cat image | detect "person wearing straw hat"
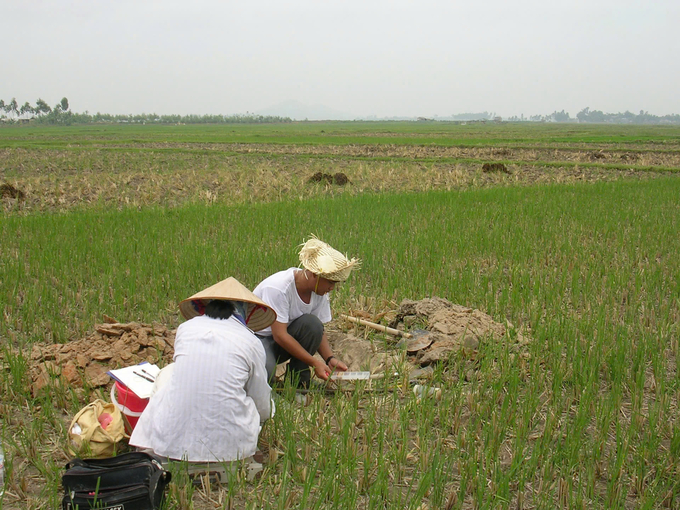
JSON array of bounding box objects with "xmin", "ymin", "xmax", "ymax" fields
[
  {"xmin": 253, "ymin": 236, "xmax": 360, "ymax": 388},
  {"xmin": 129, "ymin": 277, "xmax": 276, "ymax": 469}
]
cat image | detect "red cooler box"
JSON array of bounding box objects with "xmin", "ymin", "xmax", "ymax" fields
[{"xmin": 111, "ymin": 381, "xmax": 149, "ymax": 432}]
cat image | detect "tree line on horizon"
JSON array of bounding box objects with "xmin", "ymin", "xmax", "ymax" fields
[
  {"xmin": 0, "ymin": 97, "xmax": 70, "ymax": 121},
  {"xmin": 1, "ymin": 97, "xmax": 679, "ymax": 125},
  {"xmin": 448, "ymin": 108, "xmax": 679, "ymax": 125},
  {"xmin": 0, "ymin": 97, "xmax": 292, "ymax": 125},
  {"xmin": 504, "ymin": 108, "xmax": 680, "ymax": 125}
]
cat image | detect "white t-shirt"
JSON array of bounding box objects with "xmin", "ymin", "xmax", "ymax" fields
[
  {"xmin": 253, "ymin": 268, "xmax": 332, "ymax": 336},
  {"xmin": 129, "ymin": 315, "xmax": 271, "ymax": 462}
]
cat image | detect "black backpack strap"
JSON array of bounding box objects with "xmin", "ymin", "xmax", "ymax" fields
[
  {"xmin": 148, "ymin": 466, "xmax": 172, "ymax": 507},
  {"xmin": 65, "ymin": 458, "xmax": 89, "ymax": 470}
]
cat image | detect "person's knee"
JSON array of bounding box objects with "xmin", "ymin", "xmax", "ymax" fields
[
  {"xmin": 288, "ymin": 314, "xmax": 324, "ymax": 351},
  {"xmin": 298, "ymin": 314, "xmax": 323, "ymax": 336},
  {"xmin": 290, "ymin": 314, "xmax": 323, "ymax": 338}
]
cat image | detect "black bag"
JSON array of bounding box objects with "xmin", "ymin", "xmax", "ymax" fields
[{"xmin": 61, "ymin": 451, "xmax": 172, "ymax": 510}]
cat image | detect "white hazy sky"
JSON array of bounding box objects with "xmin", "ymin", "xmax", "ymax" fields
[{"xmin": 3, "ymin": 0, "xmax": 678, "ymax": 119}]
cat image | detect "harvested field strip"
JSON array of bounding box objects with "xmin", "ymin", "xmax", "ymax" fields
[
  {"xmin": 4, "ymin": 145, "xmax": 680, "ymax": 175},
  {"xmin": 2, "ymin": 145, "xmax": 677, "ymax": 215},
  {"xmin": 85, "ymin": 143, "xmax": 680, "ymax": 155},
  {"xmin": 6, "ymin": 140, "xmax": 680, "ymax": 169},
  {"xmin": 1, "ymin": 159, "xmax": 674, "ymax": 214},
  {"xmin": 62, "ymin": 142, "xmax": 680, "ymax": 163}
]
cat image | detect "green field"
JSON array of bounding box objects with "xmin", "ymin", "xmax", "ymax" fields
[
  {"xmin": 1, "ymin": 122, "xmax": 680, "ymax": 509},
  {"xmin": 2, "ymin": 122, "xmax": 680, "ymax": 147}
]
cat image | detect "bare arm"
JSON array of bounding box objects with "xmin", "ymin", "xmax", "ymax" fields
[
  {"xmin": 271, "ymin": 321, "xmax": 332, "ymax": 380},
  {"xmin": 317, "ymin": 333, "xmax": 348, "ymax": 371}
]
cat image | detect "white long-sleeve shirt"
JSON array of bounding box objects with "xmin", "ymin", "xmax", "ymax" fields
[{"xmin": 129, "ymin": 315, "xmax": 271, "ymax": 462}]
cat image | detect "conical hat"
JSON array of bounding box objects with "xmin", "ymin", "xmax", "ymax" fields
[
  {"xmin": 299, "ymin": 236, "xmax": 360, "ymax": 282},
  {"xmin": 179, "ymin": 277, "xmax": 276, "ymax": 332}
]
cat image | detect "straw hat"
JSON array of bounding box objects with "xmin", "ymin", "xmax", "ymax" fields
[
  {"xmin": 299, "ymin": 236, "xmax": 360, "ymax": 282},
  {"xmin": 179, "ymin": 277, "xmax": 276, "ymax": 332}
]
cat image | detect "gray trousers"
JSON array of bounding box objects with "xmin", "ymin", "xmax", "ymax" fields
[{"xmin": 257, "ymin": 314, "xmax": 324, "ymax": 387}]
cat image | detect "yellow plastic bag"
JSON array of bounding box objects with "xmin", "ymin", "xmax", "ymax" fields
[{"xmin": 68, "ymin": 399, "xmax": 128, "ymax": 458}]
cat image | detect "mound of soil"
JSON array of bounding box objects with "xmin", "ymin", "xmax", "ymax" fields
[
  {"xmin": 0, "ymin": 182, "xmax": 25, "ymax": 200},
  {"xmin": 482, "ymin": 162, "xmax": 510, "ymax": 174},
  {"xmin": 619, "ymin": 153, "xmax": 639, "ymax": 162},
  {"xmin": 308, "ymin": 172, "xmax": 350, "ymax": 185},
  {"xmin": 29, "ymin": 321, "xmax": 175, "ymax": 396},
  {"xmin": 388, "ymin": 297, "xmax": 529, "ymax": 365},
  {"xmin": 328, "ymin": 297, "xmax": 529, "ymax": 378}
]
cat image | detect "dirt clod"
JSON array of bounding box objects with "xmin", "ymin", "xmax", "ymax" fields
[
  {"xmin": 482, "ymin": 162, "xmax": 510, "ymax": 174},
  {"xmin": 333, "ymin": 172, "xmax": 350, "ymax": 185},
  {"xmin": 0, "ymin": 182, "xmax": 25, "ymax": 200},
  {"xmin": 308, "ymin": 172, "xmax": 351, "ymax": 185},
  {"xmin": 28, "ymin": 321, "xmax": 176, "ymax": 396},
  {"xmin": 334, "ymin": 297, "xmax": 529, "ymax": 375},
  {"xmin": 308, "ymin": 172, "xmax": 332, "ymax": 184},
  {"xmin": 389, "ymin": 297, "xmax": 528, "ymax": 365}
]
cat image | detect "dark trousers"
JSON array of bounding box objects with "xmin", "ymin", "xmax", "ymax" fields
[{"xmin": 257, "ymin": 314, "xmax": 324, "ymax": 387}]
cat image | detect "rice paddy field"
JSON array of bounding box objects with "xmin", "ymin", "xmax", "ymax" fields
[{"xmin": 1, "ymin": 122, "xmax": 680, "ymax": 509}]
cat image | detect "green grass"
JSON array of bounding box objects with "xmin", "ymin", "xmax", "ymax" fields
[
  {"xmin": 2, "ymin": 122, "xmax": 680, "ymax": 149},
  {"xmin": 2, "ymin": 176, "xmax": 679, "ymax": 508},
  {"xmin": 2, "ymin": 177, "xmax": 676, "ymax": 343}
]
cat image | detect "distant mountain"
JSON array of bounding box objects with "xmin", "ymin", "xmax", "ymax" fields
[{"xmin": 256, "ymin": 100, "xmax": 353, "ymax": 121}]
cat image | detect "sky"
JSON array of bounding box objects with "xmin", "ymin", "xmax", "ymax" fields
[{"xmin": 3, "ymin": 0, "xmax": 679, "ymax": 119}]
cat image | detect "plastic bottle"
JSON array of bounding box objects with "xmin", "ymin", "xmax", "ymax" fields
[
  {"xmin": 412, "ymin": 384, "xmax": 442, "ymax": 401},
  {"xmin": 0, "ymin": 442, "xmax": 5, "ymax": 498}
]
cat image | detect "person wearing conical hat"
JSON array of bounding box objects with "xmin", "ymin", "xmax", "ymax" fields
[
  {"xmin": 253, "ymin": 236, "xmax": 360, "ymax": 388},
  {"xmin": 130, "ymin": 277, "xmax": 276, "ymax": 467}
]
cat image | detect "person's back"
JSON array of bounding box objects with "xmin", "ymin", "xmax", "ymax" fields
[{"xmin": 130, "ymin": 278, "xmax": 274, "ymax": 463}]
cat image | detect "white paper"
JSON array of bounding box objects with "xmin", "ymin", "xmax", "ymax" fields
[
  {"xmin": 107, "ymin": 363, "xmax": 160, "ymax": 399},
  {"xmin": 330, "ymin": 371, "xmax": 371, "ymax": 381}
]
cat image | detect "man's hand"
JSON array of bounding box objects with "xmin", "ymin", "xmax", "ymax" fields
[
  {"xmin": 313, "ymin": 359, "xmax": 332, "ymax": 380},
  {"xmin": 328, "ymin": 357, "xmax": 348, "ymax": 371}
]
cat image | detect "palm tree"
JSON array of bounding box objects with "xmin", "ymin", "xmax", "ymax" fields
[
  {"xmin": 20, "ymin": 102, "xmax": 34, "ymax": 119},
  {"xmin": 35, "ymin": 98, "xmax": 52, "ymax": 116},
  {"xmin": 8, "ymin": 98, "xmax": 18, "ymax": 119}
]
